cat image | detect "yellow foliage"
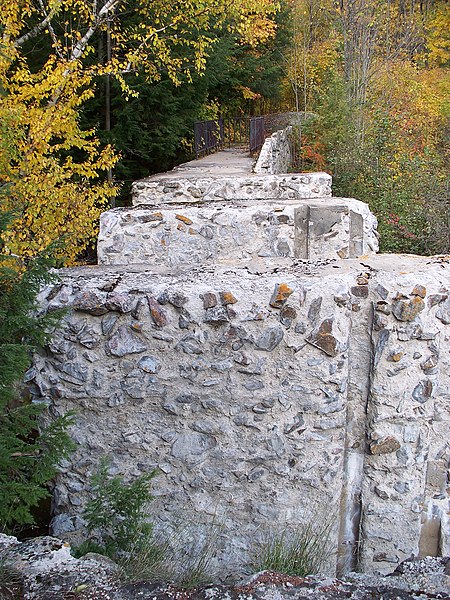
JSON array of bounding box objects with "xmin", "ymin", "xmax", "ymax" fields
[
  {"xmin": 427, "ymin": 2, "xmax": 450, "ymax": 66},
  {"xmin": 0, "ymin": 57, "xmax": 117, "ymax": 264},
  {"xmin": 371, "ymin": 60, "xmax": 450, "ymax": 155}
]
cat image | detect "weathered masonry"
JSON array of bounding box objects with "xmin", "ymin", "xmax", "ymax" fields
[{"xmin": 31, "ymin": 129, "xmax": 449, "ymax": 578}]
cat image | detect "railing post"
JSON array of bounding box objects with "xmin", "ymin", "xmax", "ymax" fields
[{"xmin": 249, "ymin": 116, "xmax": 265, "ymax": 154}]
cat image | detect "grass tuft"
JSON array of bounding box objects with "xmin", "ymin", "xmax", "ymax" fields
[{"xmin": 250, "ymin": 515, "xmax": 334, "ymax": 577}]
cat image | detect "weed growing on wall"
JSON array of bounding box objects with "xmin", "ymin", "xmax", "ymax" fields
[
  {"xmin": 159, "ymin": 518, "xmax": 222, "ymax": 588},
  {"xmin": 75, "ymin": 459, "xmax": 163, "ymax": 580},
  {"xmin": 250, "ymin": 515, "xmax": 334, "ymax": 577}
]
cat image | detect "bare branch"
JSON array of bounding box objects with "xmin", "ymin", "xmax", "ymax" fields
[{"xmin": 37, "ymin": 0, "xmax": 65, "ymax": 59}]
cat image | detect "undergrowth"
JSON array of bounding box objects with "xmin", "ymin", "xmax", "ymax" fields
[
  {"xmin": 250, "ymin": 514, "xmax": 335, "ymax": 577},
  {"xmin": 74, "ymin": 461, "xmax": 220, "ymax": 588}
]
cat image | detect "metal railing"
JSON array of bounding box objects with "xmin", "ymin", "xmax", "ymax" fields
[
  {"xmin": 224, "ymin": 117, "xmax": 249, "ymax": 147},
  {"xmin": 194, "ymin": 119, "xmax": 224, "ymax": 158},
  {"xmin": 194, "ymin": 116, "xmax": 266, "ymax": 158},
  {"xmin": 249, "ymin": 116, "xmax": 265, "ymax": 154}
]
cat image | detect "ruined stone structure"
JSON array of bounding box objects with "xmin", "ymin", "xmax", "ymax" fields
[{"xmin": 30, "ymin": 129, "xmax": 449, "ymax": 579}]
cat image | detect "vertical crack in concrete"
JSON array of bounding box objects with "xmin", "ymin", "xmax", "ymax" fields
[{"xmin": 336, "ymin": 299, "xmax": 374, "ymax": 575}]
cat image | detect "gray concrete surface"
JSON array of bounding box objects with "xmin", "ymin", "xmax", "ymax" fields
[{"xmin": 149, "ymin": 148, "xmax": 256, "ymax": 180}]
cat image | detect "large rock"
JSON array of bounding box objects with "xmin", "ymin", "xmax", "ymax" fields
[{"xmin": 0, "ymin": 534, "xmax": 118, "ymax": 599}]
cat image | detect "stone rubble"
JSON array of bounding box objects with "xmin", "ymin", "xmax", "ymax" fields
[{"xmin": 0, "ymin": 534, "xmax": 448, "ymax": 599}]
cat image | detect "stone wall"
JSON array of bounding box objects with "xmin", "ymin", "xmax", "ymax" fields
[
  {"xmin": 30, "ymin": 255, "xmax": 450, "ymax": 578},
  {"xmin": 254, "ymin": 127, "xmax": 293, "ymax": 175},
  {"xmin": 131, "ymin": 173, "xmax": 332, "ymax": 206}
]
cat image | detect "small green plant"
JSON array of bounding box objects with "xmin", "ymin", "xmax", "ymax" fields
[
  {"xmin": 77, "ymin": 463, "xmax": 223, "ymax": 587},
  {"xmin": 76, "ymin": 459, "xmax": 163, "ymax": 581},
  {"xmin": 250, "ymin": 515, "xmax": 334, "ymax": 577}
]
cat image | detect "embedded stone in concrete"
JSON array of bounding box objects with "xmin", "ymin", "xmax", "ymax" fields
[
  {"xmin": 269, "ymin": 283, "xmax": 294, "ymax": 308},
  {"xmin": 436, "ymin": 298, "xmax": 450, "ymax": 324},
  {"xmin": 105, "ymin": 292, "xmax": 135, "ymax": 313},
  {"xmin": 147, "ymin": 295, "xmax": 168, "ymax": 328},
  {"xmin": 255, "ymin": 325, "xmax": 284, "ymax": 351},
  {"xmin": 306, "ymin": 317, "xmax": 347, "ymax": 357},
  {"xmin": 412, "ymin": 379, "xmax": 434, "ymax": 403},
  {"xmin": 73, "ymin": 290, "xmax": 108, "ymax": 315},
  {"xmin": 370, "ymin": 436, "xmax": 401, "ymax": 455},
  {"xmin": 392, "ymin": 296, "xmax": 425, "ymax": 321},
  {"xmin": 106, "ymin": 324, "xmax": 147, "ymax": 357},
  {"xmin": 171, "ymin": 433, "xmax": 217, "ymax": 464},
  {"xmin": 138, "ymin": 355, "xmax": 161, "ymax": 373}
]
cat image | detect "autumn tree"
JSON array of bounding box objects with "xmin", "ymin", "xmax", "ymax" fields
[
  {"xmin": 286, "ymin": 0, "xmax": 449, "ymax": 254},
  {"xmin": 0, "ymin": 0, "xmax": 280, "ymax": 263}
]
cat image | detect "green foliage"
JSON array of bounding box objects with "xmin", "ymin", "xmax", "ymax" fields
[
  {"xmin": 78, "ymin": 468, "xmax": 221, "ymax": 588},
  {"xmin": 81, "ymin": 459, "xmax": 157, "ymax": 559},
  {"xmin": 79, "ymin": 18, "xmax": 290, "ymax": 204},
  {"xmin": 0, "ymin": 407, "xmax": 74, "ymax": 530},
  {"xmin": 0, "ymin": 251, "xmax": 61, "ymax": 408},
  {"xmin": 250, "ymin": 517, "xmax": 334, "ymax": 577},
  {"xmin": 0, "ymin": 209, "xmax": 74, "ymax": 532}
]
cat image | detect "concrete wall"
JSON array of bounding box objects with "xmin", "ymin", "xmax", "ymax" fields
[
  {"xmin": 98, "ymin": 197, "xmax": 378, "ymax": 267},
  {"xmin": 31, "ymin": 255, "xmax": 449, "ymax": 578},
  {"xmin": 254, "ymin": 127, "xmax": 293, "ymax": 175},
  {"xmin": 131, "ymin": 173, "xmax": 332, "ymax": 206},
  {"xmin": 29, "ymin": 128, "xmax": 449, "ymax": 579}
]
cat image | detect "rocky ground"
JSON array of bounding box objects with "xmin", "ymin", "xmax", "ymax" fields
[{"xmin": 1, "ymin": 535, "xmax": 449, "ymax": 600}]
